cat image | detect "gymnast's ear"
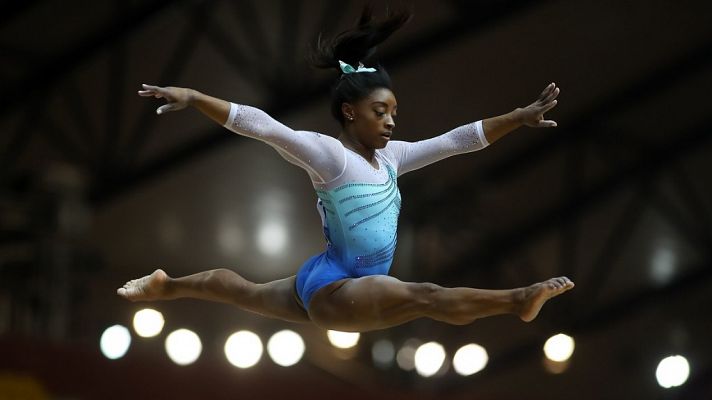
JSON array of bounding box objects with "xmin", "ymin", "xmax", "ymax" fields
[{"xmin": 341, "ymin": 102, "xmax": 356, "ymax": 120}]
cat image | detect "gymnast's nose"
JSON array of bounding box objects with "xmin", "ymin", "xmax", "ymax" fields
[{"xmin": 385, "ymin": 115, "xmax": 395, "ymax": 130}]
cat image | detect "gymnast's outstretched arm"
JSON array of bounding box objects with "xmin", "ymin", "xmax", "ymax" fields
[
  {"xmin": 137, "ymin": 84, "xmax": 345, "ymax": 183},
  {"xmin": 386, "ymin": 82, "xmax": 560, "ymax": 175}
]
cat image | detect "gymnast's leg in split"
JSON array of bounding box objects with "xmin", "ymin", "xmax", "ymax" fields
[
  {"xmin": 118, "ymin": 268, "xmax": 311, "ymax": 323},
  {"xmin": 117, "ymin": 267, "xmax": 573, "ymax": 332}
]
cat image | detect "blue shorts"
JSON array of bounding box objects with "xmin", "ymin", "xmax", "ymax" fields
[{"xmin": 295, "ymin": 252, "xmax": 351, "ymax": 310}]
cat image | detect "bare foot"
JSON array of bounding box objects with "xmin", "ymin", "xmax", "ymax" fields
[
  {"xmin": 117, "ymin": 269, "xmax": 170, "ymax": 301},
  {"xmin": 517, "ymin": 277, "xmax": 575, "ymax": 322}
]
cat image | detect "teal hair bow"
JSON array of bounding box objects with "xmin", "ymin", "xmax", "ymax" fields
[{"xmin": 339, "ymin": 60, "xmax": 377, "ymax": 74}]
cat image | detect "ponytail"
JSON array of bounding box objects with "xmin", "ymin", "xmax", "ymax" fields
[{"xmin": 309, "ymin": 4, "xmax": 412, "ymax": 126}]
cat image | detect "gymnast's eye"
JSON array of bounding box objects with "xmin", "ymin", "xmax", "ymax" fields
[{"xmin": 375, "ymin": 110, "xmax": 385, "ymax": 117}]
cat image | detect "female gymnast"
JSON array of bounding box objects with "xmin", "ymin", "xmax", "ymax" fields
[{"xmin": 118, "ymin": 7, "xmax": 574, "ymax": 332}]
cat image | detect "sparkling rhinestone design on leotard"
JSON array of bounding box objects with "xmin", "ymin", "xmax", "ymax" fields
[
  {"xmin": 315, "ymin": 164, "xmax": 401, "ymax": 272},
  {"xmin": 339, "ymin": 166, "xmax": 398, "ymax": 230},
  {"xmin": 355, "ymin": 233, "xmax": 398, "ymax": 268}
]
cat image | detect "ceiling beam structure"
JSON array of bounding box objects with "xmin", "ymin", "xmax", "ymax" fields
[
  {"xmin": 0, "ymin": 0, "xmax": 43, "ymax": 29},
  {"xmin": 483, "ymin": 41, "xmax": 712, "ymax": 183},
  {"xmin": 403, "ymin": 40, "xmax": 712, "ymax": 220},
  {"xmin": 0, "ymin": 0, "xmax": 187, "ymax": 120}
]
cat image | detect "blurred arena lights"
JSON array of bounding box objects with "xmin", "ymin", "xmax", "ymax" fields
[
  {"xmin": 224, "ymin": 330, "xmax": 264, "ymax": 368},
  {"xmin": 543, "ymin": 356, "xmax": 571, "ymax": 374},
  {"xmin": 267, "ymin": 330, "xmax": 305, "ymax": 367},
  {"xmin": 165, "ymin": 329, "xmax": 202, "ymax": 366},
  {"xmin": 453, "ymin": 343, "xmax": 489, "ymax": 376},
  {"xmin": 132, "ymin": 308, "xmax": 165, "ymax": 338},
  {"xmin": 656, "ymin": 355, "xmax": 690, "ymax": 388},
  {"xmin": 414, "ymin": 341, "xmax": 446, "ymax": 377},
  {"xmin": 396, "ymin": 339, "xmax": 420, "ymax": 371},
  {"xmin": 650, "ymin": 243, "xmax": 676, "ymax": 286},
  {"xmin": 543, "ymin": 333, "xmax": 575, "ymax": 362},
  {"xmin": 371, "ymin": 339, "xmax": 396, "ymax": 368},
  {"xmin": 217, "ymin": 216, "xmax": 245, "ymax": 258},
  {"xmin": 326, "ymin": 330, "xmax": 360, "ymax": 349},
  {"xmin": 99, "ymin": 325, "xmax": 132, "ymax": 360},
  {"xmin": 257, "ymin": 219, "xmax": 288, "ymax": 256}
]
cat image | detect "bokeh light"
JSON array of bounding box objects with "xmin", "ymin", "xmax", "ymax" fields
[
  {"xmin": 396, "ymin": 339, "xmax": 420, "ymax": 371},
  {"xmin": 100, "ymin": 325, "xmax": 131, "ymax": 360},
  {"xmin": 165, "ymin": 329, "xmax": 202, "ymax": 366},
  {"xmin": 656, "ymin": 355, "xmax": 690, "ymax": 388},
  {"xmin": 372, "ymin": 339, "xmax": 395, "ymax": 368},
  {"xmin": 257, "ymin": 220, "xmax": 287, "ymax": 256},
  {"xmin": 543, "ymin": 333, "xmax": 575, "ymax": 362},
  {"xmin": 326, "ymin": 330, "xmax": 360, "ymax": 349},
  {"xmin": 453, "ymin": 343, "xmax": 488, "ymax": 376},
  {"xmin": 414, "ymin": 341, "xmax": 446, "ymax": 377},
  {"xmin": 132, "ymin": 308, "xmax": 164, "ymax": 338},
  {"xmin": 225, "ymin": 330, "xmax": 263, "ymax": 368},
  {"xmin": 267, "ymin": 330, "xmax": 305, "ymax": 367}
]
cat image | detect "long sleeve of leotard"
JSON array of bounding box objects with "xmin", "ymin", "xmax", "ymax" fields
[
  {"xmin": 223, "ymin": 102, "xmax": 346, "ymax": 183},
  {"xmin": 385, "ymin": 120, "xmax": 489, "ymax": 176}
]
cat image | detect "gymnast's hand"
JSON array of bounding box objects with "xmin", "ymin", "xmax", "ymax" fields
[
  {"xmin": 517, "ymin": 82, "xmax": 560, "ymax": 128},
  {"xmin": 137, "ymin": 84, "xmax": 194, "ymax": 115}
]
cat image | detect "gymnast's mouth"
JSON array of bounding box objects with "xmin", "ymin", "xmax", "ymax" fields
[{"xmin": 381, "ymin": 131, "xmax": 392, "ymax": 139}]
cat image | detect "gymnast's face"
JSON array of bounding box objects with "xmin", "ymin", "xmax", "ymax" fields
[{"xmin": 342, "ymin": 87, "xmax": 397, "ymax": 149}]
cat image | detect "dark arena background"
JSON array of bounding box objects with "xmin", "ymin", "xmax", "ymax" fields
[{"xmin": 1, "ymin": 1, "xmax": 711, "ymax": 399}]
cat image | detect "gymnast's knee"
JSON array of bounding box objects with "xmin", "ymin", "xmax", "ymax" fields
[
  {"xmin": 307, "ymin": 302, "xmax": 346, "ymax": 331},
  {"xmin": 408, "ymin": 282, "xmax": 444, "ymax": 309}
]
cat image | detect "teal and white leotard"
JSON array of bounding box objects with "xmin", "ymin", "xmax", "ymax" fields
[{"xmin": 224, "ymin": 102, "xmax": 489, "ymax": 309}]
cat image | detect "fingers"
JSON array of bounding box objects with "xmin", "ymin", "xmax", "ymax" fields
[
  {"xmin": 138, "ymin": 90, "xmax": 162, "ymax": 98},
  {"xmin": 541, "ymin": 85, "xmax": 559, "ymax": 104},
  {"xmin": 544, "ymin": 86, "xmax": 560, "ymax": 103},
  {"xmin": 538, "ymin": 82, "xmax": 560, "ymax": 103},
  {"xmin": 137, "ymin": 84, "xmax": 187, "ymax": 115},
  {"xmin": 541, "ymin": 99, "xmax": 558, "ymax": 113},
  {"xmin": 534, "ymin": 84, "xmax": 560, "ymax": 128},
  {"xmin": 137, "ymin": 84, "xmax": 164, "ymax": 98},
  {"xmin": 156, "ymin": 103, "xmax": 177, "ymax": 114},
  {"xmin": 538, "ymin": 82, "xmax": 555, "ymax": 101}
]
